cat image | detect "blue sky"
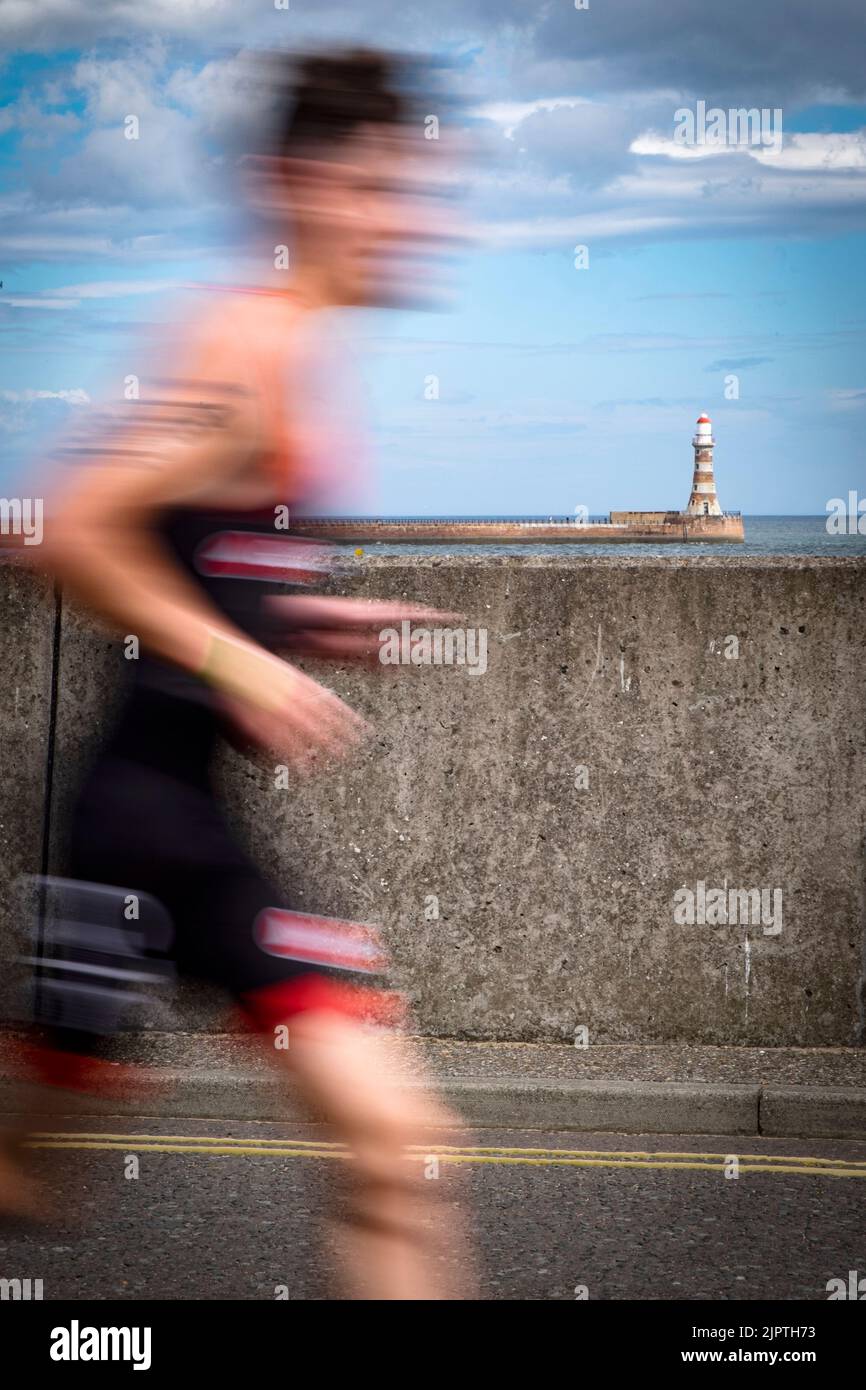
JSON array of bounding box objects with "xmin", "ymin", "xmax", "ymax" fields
[{"xmin": 1, "ymin": 1, "xmax": 865, "ymax": 515}]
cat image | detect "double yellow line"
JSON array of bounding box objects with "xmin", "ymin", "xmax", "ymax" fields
[{"xmin": 23, "ymin": 1132, "xmax": 866, "ymax": 1179}]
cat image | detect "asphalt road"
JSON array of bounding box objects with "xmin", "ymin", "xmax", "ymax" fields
[{"xmin": 1, "ymin": 1118, "xmax": 864, "ymax": 1301}]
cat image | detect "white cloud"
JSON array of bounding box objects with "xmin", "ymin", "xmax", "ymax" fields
[
  {"xmin": 631, "ymin": 133, "xmax": 749, "ymax": 160},
  {"xmin": 0, "ymin": 93, "xmax": 80, "ymax": 138},
  {"xmin": 475, "ymin": 97, "xmax": 591, "ymax": 140},
  {"xmin": 51, "ymin": 280, "xmax": 180, "ymax": 300},
  {"xmin": 630, "ymin": 129, "xmax": 866, "ymax": 172},
  {"xmin": 1, "ymin": 388, "xmax": 90, "ymax": 403},
  {"xmin": 753, "ymin": 132, "xmax": 866, "ymax": 171},
  {"xmin": 0, "ymin": 280, "xmax": 177, "ymax": 312},
  {"xmin": 829, "ymin": 387, "xmax": 866, "ymax": 409},
  {"xmin": 0, "ymin": 0, "xmax": 238, "ymax": 45},
  {"xmin": 0, "ymin": 296, "xmax": 79, "ymax": 309},
  {"xmin": 483, "ymin": 213, "xmax": 684, "ymax": 248}
]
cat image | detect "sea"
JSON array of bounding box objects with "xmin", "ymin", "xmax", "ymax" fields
[{"xmin": 348, "ymin": 516, "xmax": 866, "ymax": 559}]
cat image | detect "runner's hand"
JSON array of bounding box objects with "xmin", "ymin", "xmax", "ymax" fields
[{"xmin": 202, "ymin": 638, "xmax": 368, "ymax": 772}]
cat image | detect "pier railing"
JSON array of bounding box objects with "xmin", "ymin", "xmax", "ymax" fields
[
  {"xmin": 294, "ymin": 513, "xmax": 744, "ymax": 532},
  {"xmin": 299, "ymin": 515, "xmax": 616, "ymax": 526}
]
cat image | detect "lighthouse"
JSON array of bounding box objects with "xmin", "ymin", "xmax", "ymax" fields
[{"xmin": 685, "ymin": 413, "xmax": 723, "ymax": 517}]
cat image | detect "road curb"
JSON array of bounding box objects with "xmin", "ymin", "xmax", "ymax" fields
[
  {"xmin": 760, "ymin": 1086, "xmax": 866, "ymax": 1139},
  {"xmin": 434, "ymin": 1078, "xmax": 762, "ymax": 1135},
  {"xmin": 4, "ymin": 1070, "xmax": 866, "ymax": 1139}
]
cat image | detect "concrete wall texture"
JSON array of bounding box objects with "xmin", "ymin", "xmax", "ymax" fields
[{"xmin": 1, "ymin": 555, "xmax": 864, "ymax": 1047}]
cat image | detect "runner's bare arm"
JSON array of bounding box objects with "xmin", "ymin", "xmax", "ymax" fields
[
  {"xmin": 41, "ymin": 303, "xmax": 368, "ymax": 763},
  {"xmin": 45, "ymin": 373, "xmax": 267, "ymax": 682}
]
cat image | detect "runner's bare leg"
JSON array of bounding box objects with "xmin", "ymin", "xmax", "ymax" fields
[{"xmin": 272, "ymin": 1010, "xmax": 476, "ymax": 1300}]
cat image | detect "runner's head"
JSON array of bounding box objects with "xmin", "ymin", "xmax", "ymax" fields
[{"xmin": 245, "ymin": 48, "xmax": 460, "ymax": 307}]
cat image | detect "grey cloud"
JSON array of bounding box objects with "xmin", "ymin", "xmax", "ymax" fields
[
  {"xmin": 4, "ymin": 2, "xmax": 866, "ymax": 256},
  {"xmin": 502, "ymin": 99, "xmax": 643, "ymax": 189},
  {"xmin": 6, "ymin": 0, "xmax": 866, "ymax": 113},
  {"xmin": 529, "ymin": 0, "xmax": 866, "ymax": 104}
]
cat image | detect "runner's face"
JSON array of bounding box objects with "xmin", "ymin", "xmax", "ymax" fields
[{"xmin": 289, "ymin": 124, "xmax": 460, "ymax": 306}]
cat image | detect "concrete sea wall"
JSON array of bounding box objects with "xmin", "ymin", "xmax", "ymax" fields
[
  {"xmin": 294, "ymin": 516, "xmax": 745, "ymax": 543},
  {"xmin": 608, "ymin": 511, "xmax": 744, "ymax": 542},
  {"xmin": 1, "ymin": 555, "xmax": 864, "ymax": 1046}
]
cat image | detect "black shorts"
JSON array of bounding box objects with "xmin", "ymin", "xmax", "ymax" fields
[
  {"xmin": 65, "ymin": 688, "xmax": 301, "ymax": 1001},
  {"xmin": 19, "ymin": 688, "xmax": 395, "ymax": 1087}
]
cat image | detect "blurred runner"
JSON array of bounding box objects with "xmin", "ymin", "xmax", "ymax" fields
[{"xmin": 1, "ymin": 48, "xmax": 474, "ymax": 1299}]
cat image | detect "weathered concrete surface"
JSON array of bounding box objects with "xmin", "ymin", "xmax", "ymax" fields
[
  {"xmin": 7, "ymin": 1030, "xmax": 866, "ymax": 1082},
  {"xmin": 0, "ymin": 565, "xmax": 56, "ymax": 1021},
  {"xmin": 224, "ymin": 556, "xmax": 866, "ymax": 1046},
  {"xmin": 4, "ymin": 555, "xmax": 866, "ymax": 1046}
]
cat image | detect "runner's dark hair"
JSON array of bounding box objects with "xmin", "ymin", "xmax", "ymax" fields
[{"xmin": 262, "ymin": 47, "xmax": 426, "ymax": 155}]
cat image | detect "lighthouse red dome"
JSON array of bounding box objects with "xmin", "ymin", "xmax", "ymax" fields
[{"xmin": 697, "ymin": 413, "xmax": 711, "ymax": 423}]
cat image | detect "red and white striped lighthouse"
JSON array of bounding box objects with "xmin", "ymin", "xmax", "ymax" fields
[{"xmin": 685, "ymin": 413, "xmax": 723, "ymax": 517}]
